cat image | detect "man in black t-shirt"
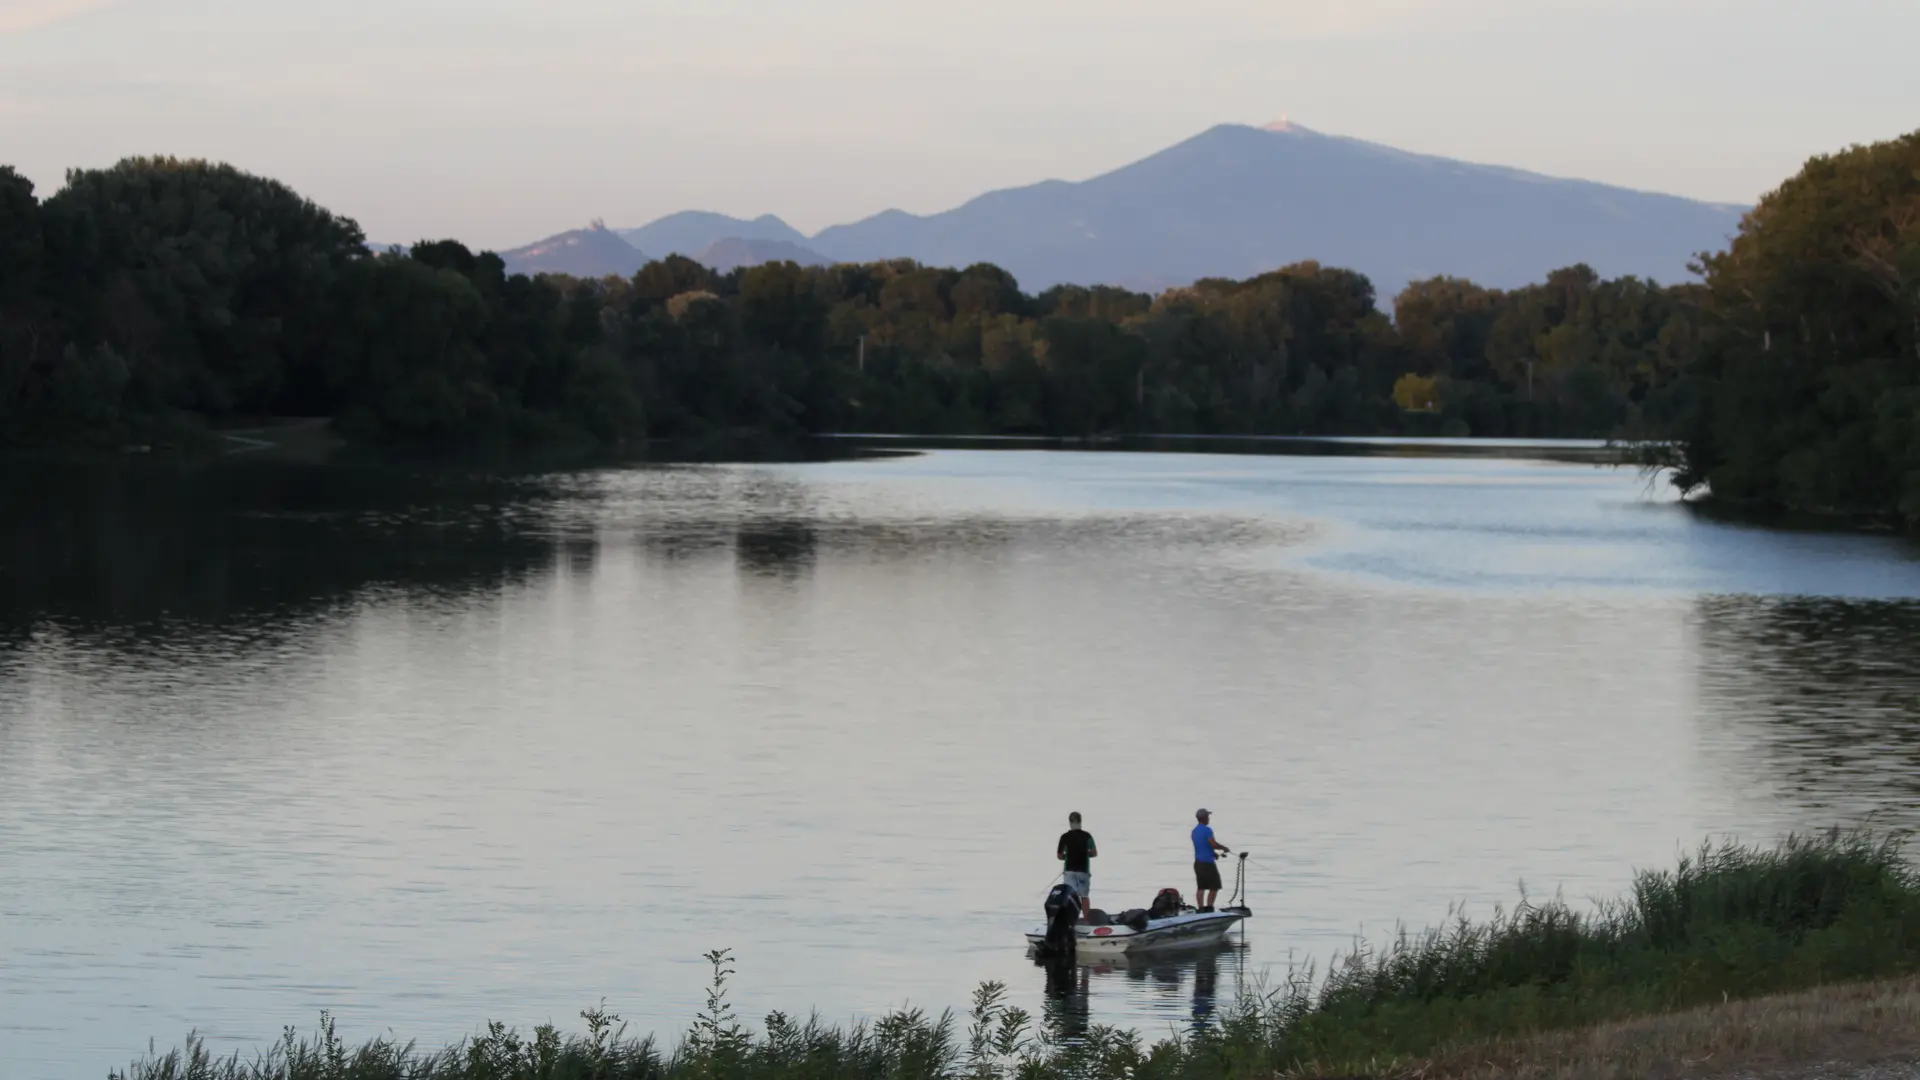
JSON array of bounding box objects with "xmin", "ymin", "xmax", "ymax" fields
[{"xmin": 1056, "ymin": 811, "xmax": 1098, "ymax": 919}]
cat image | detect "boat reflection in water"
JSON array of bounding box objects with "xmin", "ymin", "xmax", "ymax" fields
[{"xmin": 1037, "ymin": 942, "xmax": 1251, "ymax": 1042}]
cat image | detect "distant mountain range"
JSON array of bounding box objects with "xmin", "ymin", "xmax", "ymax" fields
[
  {"xmin": 495, "ymin": 123, "xmax": 1747, "ymax": 298},
  {"xmin": 497, "ymin": 217, "xmax": 830, "ymax": 279}
]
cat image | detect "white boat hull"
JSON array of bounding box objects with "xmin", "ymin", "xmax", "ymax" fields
[{"xmin": 1025, "ymin": 908, "xmax": 1248, "ymax": 956}]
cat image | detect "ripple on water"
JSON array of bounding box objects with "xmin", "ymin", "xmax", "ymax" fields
[{"xmin": 3, "ymin": 449, "xmax": 1920, "ymax": 1079}]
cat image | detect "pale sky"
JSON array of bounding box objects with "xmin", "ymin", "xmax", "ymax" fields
[{"xmin": 2, "ymin": 0, "xmax": 1913, "ymax": 249}]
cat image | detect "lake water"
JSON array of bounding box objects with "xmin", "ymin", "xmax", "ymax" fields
[{"xmin": 4, "ymin": 444, "xmax": 1920, "ymax": 1079}]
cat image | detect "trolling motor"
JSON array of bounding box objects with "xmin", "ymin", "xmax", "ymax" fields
[{"xmin": 1036, "ymin": 882, "xmax": 1081, "ymax": 960}]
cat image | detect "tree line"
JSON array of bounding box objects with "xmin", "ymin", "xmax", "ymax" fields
[
  {"xmin": 0, "ymin": 157, "xmax": 1696, "ymax": 448},
  {"xmin": 0, "ymin": 133, "xmax": 1915, "ymax": 523}
]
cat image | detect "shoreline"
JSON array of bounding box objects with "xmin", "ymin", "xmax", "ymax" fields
[
  {"xmin": 106, "ymin": 974, "xmax": 1920, "ymax": 1080},
  {"xmin": 109, "ymin": 834, "xmax": 1920, "ymax": 1080}
]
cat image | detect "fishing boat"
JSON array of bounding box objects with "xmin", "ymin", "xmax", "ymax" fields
[
  {"xmin": 1026, "ymin": 853, "xmax": 1251, "ymax": 957},
  {"xmin": 1025, "ymin": 906, "xmax": 1248, "ymax": 956}
]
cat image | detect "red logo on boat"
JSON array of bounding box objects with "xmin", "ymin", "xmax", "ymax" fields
[{"xmin": 1093, "ymin": 927, "xmax": 1113, "ymax": 936}]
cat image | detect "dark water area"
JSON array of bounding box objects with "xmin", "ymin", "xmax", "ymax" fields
[{"xmin": 3, "ymin": 445, "xmax": 1920, "ymax": 1078}]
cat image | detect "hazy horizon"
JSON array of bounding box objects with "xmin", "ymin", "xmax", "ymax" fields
[{"xmin": 2, "ymin": 0, "xmax": 1914, "ymax": 250}]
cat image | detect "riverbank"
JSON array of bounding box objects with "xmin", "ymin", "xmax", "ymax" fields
[
  {"xmin": 1, "ymin": 427, "xmax": 1643, "ymax": 478},
  {"xmin": 1415, "ymin": 976, "xmax": 1920, "ymax": 1080},
  {"xmin": 112, "ymin": 832, "xmax": 1920, "ymax": 1080},
  {"xmin": 106, "ymin": 977, "xmax": 1920, "ymax": 1080}
]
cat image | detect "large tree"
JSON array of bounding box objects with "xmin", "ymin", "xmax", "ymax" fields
[
  {"xmin": 0, "ymin": 168, "xmax": 45, "ymax": 434},
  {"xmin": 41, "ymin": 157, "xmax": 367, "ymax": 419},
  {"xmin": 1676, "ymin": 129, "xmax": 1920, "ymax": 519}
]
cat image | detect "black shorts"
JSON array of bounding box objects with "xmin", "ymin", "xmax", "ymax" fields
[{"xmin": 1194, "ymin": 860, "xmax": 1223, "ymax": 891}]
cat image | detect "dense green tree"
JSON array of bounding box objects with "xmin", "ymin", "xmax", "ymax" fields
[
  {"xmin": 0, "ymin": 168, "xmax": 40, "ymax": 309},
  {"xmin": 1036, "ymin": 316, "xmax": 1144, "ymax": 435},
  {"xmin": 325, "ymin": 254, "xmax": 494, "ymax": 441},
  {"xmin": 950, "ymin": 263, "xmax": 1025, "ymax": 319},
  {"xmin": 41, "ymin": 157, "xmax": 365, "ymax": 419},
  {"xmin": 0, "ymin": 168, "xmax": 46, "ymax": 437},
  {"xmin": 1675, "ymin": 129, "xmax": 1920, "ymax": 520},
  {"xmin": 1035, "ymin": 284, "xmax": 1151, "ymax": 322},
  {"xmin": 1395, "ymin": 276, "xmax": 1503, "ymax": 381},
  {"xmin": 631, "ymin": 254, "xmax": 715, "ymax": 309},
  {"xmin": 738, "ymin": 261, "xmax": 828, "ymax": 352}
]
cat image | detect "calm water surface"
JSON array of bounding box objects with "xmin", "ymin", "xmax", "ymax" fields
[{"xmin": 4, "ymin": 447, "xmax": 1920, "ymax": 1078}]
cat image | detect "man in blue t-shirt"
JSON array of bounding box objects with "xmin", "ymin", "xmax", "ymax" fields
[{"xmin": 1190, "ymin": 808, "xmax": 1229, "ymax": 912}]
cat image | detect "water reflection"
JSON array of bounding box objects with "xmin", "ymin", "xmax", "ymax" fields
[
  {"xmin": 1036, "ymin": 946, "xmax": 1248, "ymax": 1042},
  {"xmin": 0, "ymin": 461, "xmax": 587, "ymax": 638},
  {"xmin": 1694, "ymin": 595, "xmax": 1920, "ymax": 832},
  {"xmin": 736, "ymin": 521, "xmax": 818, "ymax": 579},
  {"xmin": 1039, "ymin": 958, "xmax": 1090, "ymax": 1041}
]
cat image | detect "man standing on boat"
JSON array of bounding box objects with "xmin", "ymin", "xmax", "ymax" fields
[
  {"xmin": 1192, "ymin": 809, "xmax": 1229, "ymax": 912},
  {"xmin": 1057, "ymin": 811, "xmax": 1096, "ymax": 920}
]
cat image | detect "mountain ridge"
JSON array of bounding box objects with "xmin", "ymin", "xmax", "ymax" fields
[
  {"xmin": 507, "ymin": 124, "xmax": 1747, "ymax": 296},
  {"xmin": 697, "ymin": 237, "xmax": 829, "ymax": 273},
  {"xmin": 800, "ymin": 123, "xmax": 1743, "ymax": 295},
  {"xmin": 618, "ymin": 211, "xmax": 809, "ymax": 259}
]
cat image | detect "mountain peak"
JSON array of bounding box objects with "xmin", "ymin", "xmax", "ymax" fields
[
  {"xmin": 501, "ymin": 224, "xmax": 646, "ymax": 278},
  {"xmin": 805, "ymin": 122, "xmax": 1739, "ymax": 297},
  {"xmin": 1260, "ymin": 117, "xmax": 1308, "ymax": 134}
]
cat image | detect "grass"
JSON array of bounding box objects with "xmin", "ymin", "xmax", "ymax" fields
[
  {"xmin": 1413, "ymin": 976, "xmax": 1920, "ymax": 1080},
  {"xmin": 114, "ymin": 832, "xmax": 1920, "ymax": 1080}
]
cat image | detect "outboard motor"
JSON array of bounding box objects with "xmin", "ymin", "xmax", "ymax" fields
[{"xmin": 1038, "ymin": 883, "xmax": 1080, "ymax": 960}]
